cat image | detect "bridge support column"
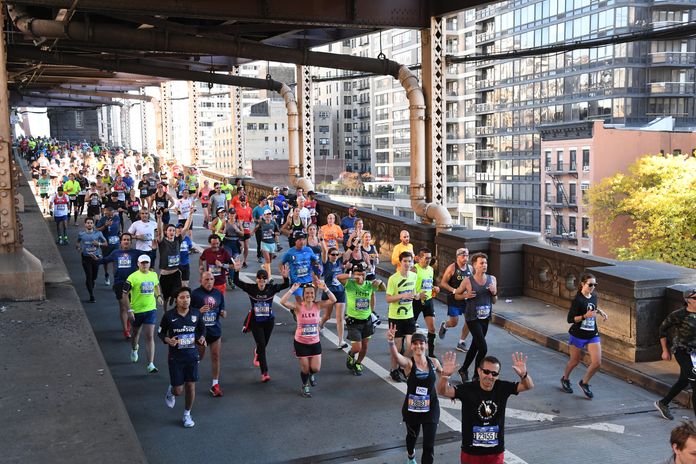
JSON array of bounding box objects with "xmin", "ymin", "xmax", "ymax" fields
[
  {"xmin": 230, "ymin": 66, "xmax": 245, "ymax": 177},
  {"xmin": 296, "ymin": 65, "xmax": 314, "ymax": 190}
]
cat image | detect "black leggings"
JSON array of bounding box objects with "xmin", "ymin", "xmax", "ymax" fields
[
  {"xmin": 461, "ymin": 318, "xmax": 490, "ymax": 374},
  {"xmin": 81, "ymin": 255, "xmax": 99, "ymax": 297},
  {"xmin": 661, "ymin": 348, "xmax": 696, "ymax": 414},
  {"xmin": 159, "ymin": 270, "xmax": 182, "ymax": 307},
  {"xmin": 405, "ymin": 420, "xmax": 437, "ymax": 464},
  {"xmin": 255, "ymin": 228, "xmax": 263, "ymax": 259},
  {"xmin": 250, "ymin": 319, "xmax": 275, "ymax": 374},
  {"xmin": 75, "ymin": 195, "xmax": 86, "ymax": 219}
]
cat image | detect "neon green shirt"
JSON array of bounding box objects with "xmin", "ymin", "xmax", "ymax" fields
[
  {"xmin": 220, "ymin": 183, "xmax": 233, "ymax": 201},
  {"xmin": 387, "ymin": 271, "xmax": 417, "ymax": 320},
  {"xmin": 413, "ymin": 264, "xmax": 434, "ymax": 300},
  {"xmin": 126, "ymin": 270, "xmax": 159, "ymax": 313},
  {"xmin": 63, "ymin": 180, "xmax": 81, "ymax": 196},
  {"xmin": 345, "ymin": 279, "xmax": 375, "ymax": 320}
]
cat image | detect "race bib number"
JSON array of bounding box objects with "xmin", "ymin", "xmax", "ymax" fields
[
  {"xmin": 203, "ymin": 312, "xmax": 217, "ymax": 325},
  {"xmin": 180, "ymin": 242, "xmax": 189, "ymax": 253},
  {"xmin": 108, "ymin": 235, "xmax": 120, "ymax": 245},
  {"xmin": 295, "ymin": 264, "xmax": 309, "ymax": 279},
  {"xmin": 254, "ymin": 302, "xmax": 271, "ymax": 318},
  {"xmin": 327, "ymin": 239, "xmax": 337, "ymax": 249},
  {"xmin": 476, "ymin": 305, "xmax": 491, "ymax": 319},
  {"xmin": 580, "ymin": 316, "xmax": 596, "ymax": 331},
  {"xmin": 407, "ymin": 387, "xmax": 431, "ymax": 413},
  {"xmin": 55, "ymin": 203, "xmax": 68, "ymax": 213},
  {"xmin": 85, "ymin": 244, "xmax": 98, "ymax": 254},
  {"xmin": 132, "ymin": 205, "xmax": 140, "ymax": 212},
  {"xmin": 142, "ymin": 233, "xmax": 153, "ymax": 242},
  {"xmin": 140, "ymin": 281, "xmax": 155, "ymax": 295},
  {"xmin": 399, "ymin": 289, "xmax": 414, "ymax": 305},
  {"xmin": 69, "ymin": 195, "xmax": 76, "ymax": 201},
  {"xmin": 421, "ymin": 279, "xmax": 433, "ymax": 291},
  {"xmin": 177, "ymin": 333, "xmax": 195, "ymax": 349},
  {"xmin": 140, "ymin": 188, "xmax": 148, "ymax": 196},
  {"xmin": 262, "ymin": 229, "xmax": 274, "ymax": 240},
  {"xmin": 472, "ymin": 425, "xmax": 499, "ymax": 447},
  {"xmin": 167, "ymin": 254, "xmax": 180, "ymax": 267},
  {"xmin": 355, "ymin": 298, "xmax": 370, "ymax": 313},
  {"xmin": 208, "ymin": 265, "xmax": 221, "ymax": 276},
  {"xmin": 301, "ymin": 323, "xmax": 319, "ymax": 337},
  {"xmin": 117, "ymin": 255, "xmax": 132, "ymax": 269}
]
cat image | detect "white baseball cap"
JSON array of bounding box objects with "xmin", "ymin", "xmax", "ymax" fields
[{"xmin": 137, "ymin": 254, "xmax": 151, "ymax": 263}]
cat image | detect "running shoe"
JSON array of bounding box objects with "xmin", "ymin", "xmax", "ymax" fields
[
  {"xmin": 147, "ymin": 364, "xmax": 158, "ymax": 374},
  {"xmin": 277, "ymin": 245, "xmax": 283, "ymax": 251},
  {"xmin": 438, "ymin": 321, "xmax": 447, "ymax": 339},
  {"xmin": 578, "ymin": 380, "xmax": 593, "ymax": 399},
  {"xmin": 88, "ymin": 295, "xmax": 96, "ymax": 303},
  {"xmin": 55, "ymin": 237, "xmax": 61, "ymax": 245},
  {"xmin": 560, "ymin": 377, "xmax": 573, "ymax": 393},
  {"xmin": 301, "ymin": 385, "xmax": 312, "ymax": 398},
  {"xmin": 353, "ymin": 363, "xmax": 364, "ymax": 376},
  {"xmin": 309, "ymin": 374, "xmax": 317, "ymax": 386},
  {"xmin": 257, "ymin": 257, "xmax": 263, "ymax": 263},
  {"xmin": 130, "ymin": 349, "xmax": 138, "ymax": 363},
  {"xmin": 242, "ymin": 262, "xmax": 248, "ymax": 269},
  {"xmin": 62, "ymin": 235, "xmax": 68, "ymax": 245},
  {"xmin": 459, "ymin": 370, "xmax": 469, "ymax": 383},
  {"xmin": 104, "ymin": 274, "xmax": 111, "ymax": 286},
  {"xmin": 210, "ymin": 384, "xmax": 223, "ymax": 397},
  {"xmin": 407, "ymin": 456, "xmax": 417, "ymax": 464},
  {"xmin": 654, "ymin": 400, "xmax": 674, "ymax": 420},
  {"xmin": 338, "ymin": 341, "xmax": 349, "ymax": 350},
  {"xmin": 261, "ymin": 373, "xmax": 271, "ymax": 383},
  {"xmin": 455, "ymin": 341, "xmax": 468, "ymax": 352},
  {"xmin": 346, "ymin": 354, "xmax": 355, "ymax": 371},
  {"xmin": 253, "ymin": 349, "xmax": 260, "ymax": 367},
  {"xmin": 390, "ymin": 369, "xmax": 403, "ymax": 382},
  {"xmin": 165, "ymin": 388, "xmax": 175, "ymax": 408},
  {"xmin": 183, "ymin": 414, "xmax": 195, "ymax": 428}
]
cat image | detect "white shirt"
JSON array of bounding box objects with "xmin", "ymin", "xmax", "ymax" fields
[
  {"xmin": 50, "ymin": 193, "xmax": 70, "ymax": 217},
  {"xmin": 177, "ymin": 197, "xmax": 195, "ymax": 220},
  {"xmin": 128, "ymin": 220, "xmax": 158, "ymax": 251}
]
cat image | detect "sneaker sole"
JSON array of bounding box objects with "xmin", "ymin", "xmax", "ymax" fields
[
  {"xmin": 654, "ymin": 400, "xmax": 673, "ymax": 420},
  {"xmin": 455, "ymin": 346, "xmax": 467, "ymax": 352}
]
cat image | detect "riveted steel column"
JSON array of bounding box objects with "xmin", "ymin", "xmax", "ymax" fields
[
  {"xmin": 297, "ymin": 65, "xmax": 314, "ymax": 186},
  {"xmin": 120, "ymin": 101, "xmax": 131, "ymax": 148},
  {"xmin": 421, "ymin": 17, "xmax": 446, "ymax": 206},
  {"xmin": 139, "ymin": 87, "xmax": 149, "ymax": 153},
  {"xmin": 159, "ymin": 82, "xmax": 172, "ymax": 157},
  {"xmin": 188, "ymin": 81, "xmax": 200, "ymax": 165},
  {"xmin": 230, "ymin": 66, "xmax": 244, "ymax": 176}
]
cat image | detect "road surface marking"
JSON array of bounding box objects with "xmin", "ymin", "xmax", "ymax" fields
[{"xmin": 573, "ymin": 422, "xmax": 625, "ymax": 434}]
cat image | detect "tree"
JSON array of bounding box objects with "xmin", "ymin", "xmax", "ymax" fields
[{"xmin": 588, "ymin": 154, "xmax": 696, "ymax": 268}]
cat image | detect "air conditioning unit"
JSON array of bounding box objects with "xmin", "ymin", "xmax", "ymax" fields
[
  {"xmin": 569, "ymin": 231, "xmax": 576, "ymax": 238},
  {"xmin": 581, "ymin": 183, "xmax": 590, "ymax": 191},
  {"xmin": 583, "ymin": 165, "xmax": 590, "ymax": 172}
]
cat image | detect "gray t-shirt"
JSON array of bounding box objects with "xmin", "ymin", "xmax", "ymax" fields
[
  {"xmin": 210, "ymin": 193, "xmax": 227, "ymax": 213},
  {"xmin": 158, "ymin": 236, "xmax": 182, "ymax": 270}
]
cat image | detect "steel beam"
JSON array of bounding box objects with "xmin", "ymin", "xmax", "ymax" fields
[
  {"xmin": 45, "ymin": 87, "xmax": 154, "ymax": 101},
  {"xmin": 230, "ymin": 66, "xmax": 244, "ymax": 176},
  {"xmin": 297, "ymin": 65, "xmax": 314, "ymax": 186},
  {"xmin": 188, "ymin": 81, "xmax": 199, "ymax": 165}
]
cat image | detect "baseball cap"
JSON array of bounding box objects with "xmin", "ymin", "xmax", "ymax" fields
[
  {"xmin": 293, "ymin": 230, "xmax": 307, "ymax": 239},
  {"xmin": 137, "ymin": 254, "xmax": 151, "ymax": 263},
  {"xmin": 349, "ymin": 205, "xmax": 357, "ymax": 210},
  {"xmin": 227, "ymin": 207, "xmax": 236, "ymax": 214},
  {"xmin": 456, "ymin": 248, "xmax": 469, "ymax": 256},
  {"xmin": 256, "ymin": 269, "xmax": 269, "ymax": 279},
  {"xmin": 216, "ymin": 207, "xmax": 226, "ymax": 214},
  {"xmin": 57, "ymin": 186, "xmax": 63, "ymax": 191},
  {"xmin": 684, "ymin": 288, "xmax": 696, "ymax": 301},
  {"xmin": 351, "ymin": 262, "xmax": 367, "ymax": 273},
  {"xmin": 411, "ymin": 332, "xmax": 427, "ymax": 344}
]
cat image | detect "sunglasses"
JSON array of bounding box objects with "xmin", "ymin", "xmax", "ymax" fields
[
  {"xmin": 587, "ymin": 283, "xmax": 598, "ymax": 287},
  {"xmin": 330, "ymin": 253, "xmax": 341, "ymax": 256},
  {"xmin": 256, "ymin": 276, "xmax": 267, "ymax": 280},
  {"xmin": 480, "ymin": 368, "xmax": 499, "ymax": 377}
]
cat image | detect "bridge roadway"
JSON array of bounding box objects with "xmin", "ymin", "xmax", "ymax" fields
[{"xmin": 53, "ymin": 211, "xmax": 681, "ymax": 464}]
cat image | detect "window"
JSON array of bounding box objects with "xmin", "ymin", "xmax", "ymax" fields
[
  {"xmin": 556, "ymin": 215, "xmax": 564, "ymax": 235},
  {"xmin": 544, "ymin": 150, "xmax": 551, "ymax": 170},
  {"xmin": 545, "ymin": 183, "xmax": 552, "ymax": 202},
  {"xmin": 545, "ymin": 214, "xmax": 552, "ymax": 232},
  {"xmin": 582, "ymin": 217, "xmax": 590, "ymax": 238},
  {"xmin": 556, "ymin": 150, "xmax": 563, "ymax": 171},
  {"xmin": 344, "ymin": 123, "xmax": 352, "ymax": 132},
  {"xmin": 75, "ymin": 111, "xmax": 84, "ymax": 129},
  {"xmin": 582, "ymin": 149, "xmax": 590, "ymax": 171},
  {"xmin": 569, "ymin": 184, "xmax": 577, "ymax": 204},
  {"xmin": 344, "ymin": 110, "xmax": 352, "ymax": 119},
  {"xmin": 556, "ymin": 183, "xmax": 564, "ymax": 204},
  {"xmin": 569, "ymin": 216, "xmax": 577, "ymax": 234},
  {"xmin": 343, "ymin": 96, "xmax": 351, "ymax": 105},
  {"xmin": 569, "ymin": 150, "xmax": 577, "ymax": 171},
  {"xmin": 319, "ymin": 125, "xmax": 329, "ymax": 134}
]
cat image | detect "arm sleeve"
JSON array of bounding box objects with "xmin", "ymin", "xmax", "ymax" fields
[
  {"xmin": 123, "ymin": 278, "xmax": 132, "ymax": 295},
  {"xmin": 158, "ymin": 313, "xmax": 170, "ymax": 343},
  {"xmin": 232, "ymin": 273, "xmax": 255, "ymax": 294},
  {"xmin": 97, "ymin": 249, "xmax": 115, "ymax": 265},
  {"xmin": 659, "ymin": 311, "xmax": 678, "ymax": 339}
]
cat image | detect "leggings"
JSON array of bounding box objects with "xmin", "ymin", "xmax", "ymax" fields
[
  {"xmin": 255, "ymin": 228, "xmax": 263, "ymax": 259},
  {"xmin": 81, "ymin": 255, "xmax": 99, "ymax": 297},
  {"xmin": 661, "ymin": 348, "xmax": 696, "ymax": 415},
  {"xmin": 250, "ymin": 319, "xmax": 275, "ymax": 374},
  {"xmin": 461, "ymin": 318, "xmax": 490, "ymax": 375},
  {"xmin": 159, "ymin": 270, "xmax": 182, "ymax": 306},
  {"xmin": 405, "ymin": 420, "xmax": 437, "ymax": 464},
  {"xmin": 75, "ymin": 195, "xmax": 86, "ymax": 219}
]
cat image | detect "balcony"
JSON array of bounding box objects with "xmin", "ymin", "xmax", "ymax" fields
[
  {"xmin": 647, "ymin": 82, "xmax": 696, "ymax": 95},
  {"xmin": 475, "ymin": 5, "xmax": 498, "ymax": 20},
  {"xmin": 475, "ymin": 149, "xmax": 496, "ymax": 159},
  {"xmin": 447, "ymin": 174, "xmax": 460, "ymax": 183},
  {"xmin": 476, "ymin": 125, "xmax": 494, "ymax": 136},
  {"xmin": 475, "ymin": 194, "xmax": 495, "ymax": 203},
  {"xmin": 357, "ymin": 97, "xmax": 370, "ymax": 105},
  {"xmin": 546, "ymin": 231, "xmax": 579, "ymax": 244},
  {"xmin": 475, "ymin": 30, "xmax": 496, "ymax": 43},
  {"xmin": 475, "ymin": 78, "xmax": 495, "ymax": 90},
  {"xmin": 648, "ymin": 52, "xmax": 695, "ymax": 66},
  {"xmin": 545, "ymin": 163, "xmax": 579, "ymax": 176},
  {"xmin": 476, "ymin": 102, "xmax": 496, "ymax": 113}
]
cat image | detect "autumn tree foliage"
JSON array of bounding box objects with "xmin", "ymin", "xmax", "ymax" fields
[{"xmin": 588, "ymin": 154, "xmax": 696, "ymax": 268}]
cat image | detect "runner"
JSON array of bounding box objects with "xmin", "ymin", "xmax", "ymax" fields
[
  {"xmin": 37, "ymin": 171, "xmax": 51, "ymax": 214},
  {"xmin": 160, "ymin": 287, "xmax": 206, "ymax": 428},
  {"xmin": 255, "ymin": 209, "xmax": 280, "ymax": 279},
  {"xmin": 95, "ymin": 206, "xmax": 121, "ymax": 286},
  {"xmin": 128, "ymin": 208, "xmax": 158, "ymax": 263},
  {"xmin": 280, "ymin": 231, "xmax": 321, "ymax": 305},
  {"xmin": 282, "ymin": 207, "xmax": 305, "ymax": 248},
  {"xmin": 337, "ymin": 263, "xmax": 384, "ymax": 376},
  {"xmin": 197, "ymin": 179, "xmax": 212, "ymax": 229},
  {"xmin": 49, "ymin": 185, "xmax": 70, "ymax": 244},
  {"xmin": 279, "ymin": 282, "xmax": 336, "ymax": 398},
  {"xmin": 236, "ymin": 196, "xmax": 254, "ymax": 268},
  {"xmin": 319, "ymin": 213, "xmax": 343, "ymax": 250},
  {"xmin": 386, "ymin": 251, "xmax": 422, "ymax": 382},
  {"xmin": 97, "ymin": 233, "xmax": 141, "ymax": 338},
  {"xmin": 437, "ymin": 351, "xmax": 534, "ymax": 464},
  {"xmin": 252, "ymin": 196, "xmax": 270, "ymax": 263},
  {"xmin": 199, "ymin": 234, "xmax": 233, "ymax": 294},
  {"xmin": 150, "ymin": 182, "xmax": 175, "ymax": 225},
  {"xmin": 191, "ymin": 272, "xmax": 226, "ymax": 397},
  {"xmin": 222, "ymin": 208, "xmax": 243, "ymax": 287},
  {"xmin": 175, "ymin": 188, "xmax": 196, "ymax": 237},
  {"xmin": 62, "ymin": 173, "xmax": 81, "ymax": 226},
  {"xmin": 177, "ymin": 225, "xmax": 199, "ymax": 288},
  {"xmin": 318, "ymin": 244, "xmax": 347, "ymax": 348},
  {"xmin": 156, "ymin": 211, "xmax": 193, "ymax": 308},
  {"xmin": 76, "ymin": 217, "xmax": 107, "ymax": 303},
  {"xmin": 438, "ymin": 248, "xmax": 473, "ymax": 352},
  {"xmin": 74, "ymin": 170, "xmax": 89, "ymax": 220},
  {"xmin": 560, "ymin": 272, "xmax": 608, "ymax": 399},
  {"xmin": 655, "ymin": 288, "xmax": 696, "ymax": 421},
  {"xmin": 209, "ymin": 207, "xmax": 227, "ymax": 241},
  {"xmin": 412, "ymin": 248, "xmax": 440, "ymax": 357},
  {"xmin": 457, "ymin": 252, "xmax": 498, "ymax": 383},
  {"xmin": 386, "ymin": 328, "xmax": 442, "ymax": 464},
  {"xmin": 340, "ymin": 205, "xmax": 359, "ymax": 250},
  {"xmin": 86, "ymin": 186, "xmax": 102, "ymax": 220},
  {"xmin": 391, "ymin": 230, "xmax": 414, "ymax": 266},
  {"xmin": 126, "ymin": 189, "xmax": 143, "ymax": 224},
  {"xmin": 124, "ymin": 254, "xmax": 162, "ymax": 373},
  {"xmin": 234, "ymin": 263, "xmax": 290, "ymax": 382}
]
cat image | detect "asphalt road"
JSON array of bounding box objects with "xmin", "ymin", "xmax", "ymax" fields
[{"xmin": 53, "ymin": 211, "xmax": 684, "ymax": 464}]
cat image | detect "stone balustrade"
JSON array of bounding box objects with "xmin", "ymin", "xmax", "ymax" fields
[{"xmin": 187, "ymin": 167, "xmax": 696, "ymax": 362}]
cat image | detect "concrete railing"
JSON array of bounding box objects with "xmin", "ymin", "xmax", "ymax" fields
[{"xmin": 187, "ymin": 168, "xmax": 696, "ymax": 362}]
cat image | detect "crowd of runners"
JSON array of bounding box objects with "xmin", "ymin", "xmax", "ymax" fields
[{"xmin": 20, "ymin": 136, "xmax": 696, "ymax": 463}]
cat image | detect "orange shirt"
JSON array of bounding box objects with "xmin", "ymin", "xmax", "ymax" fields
[{"xmin": 320, "ymin": 224, "xmax": 344, "ymax": 249}]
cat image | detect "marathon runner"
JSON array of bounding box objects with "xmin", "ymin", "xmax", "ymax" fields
[
  {"xmin": 438, "ymin": 248, "xmax": 473, "ymax": 352},
  {"xmin": 412, "ymin": 248, "xmax": 440, "ymax": 357},
  {"xmin": 49, "ymin": 185, "xmax": 70, "ymax": 245},
  {"xmin": 128, "ymin": 208, "xmax": 158, "ymax": 263},
  {"xmin": 156, "ymin": 211, "xmax": 193, "ymax": 308},
  {"xmin": 199, "ymin": 234, "xmax": 233, "ymax": 294},
  {"xmin": 191, "ymin": 272, "xmax": 226, "ymax": 397},
  {"xmin": 280, "ymin": 230, "xmax": 321, "ymax": 306},
  {"xmin": 95, "ymin": 206, "xmax": 121, "ymax": 286},
  {"xmin": 76, "ymin": 217, "xmax": 107, "ymax": 303}
]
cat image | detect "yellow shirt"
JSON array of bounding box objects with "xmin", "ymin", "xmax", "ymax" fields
[{"xmin": 391, "ymin": 242, "xmax": 414, "ymax": 266}]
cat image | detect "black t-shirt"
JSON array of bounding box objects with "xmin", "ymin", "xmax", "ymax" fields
[
  {"xmin": 137, "ymin": 180, "xmax": 150, "ymax": 198},
  {"xmin": 567, "ymin": 292, "xmax": 599, "ymax": 339},
  {"xmin": 159, "ymin": 236, "xmax": 183, "ymax": 270},
  {"xmin": 454, "ymin": 380, "xmax": 519, "ymax": 455},
  {"xmin": 104, "ymin": 198, "xmax": 126, "ymax": 213},
  {"xmin": 233, "ymin": 275, "xmax": 289, "ymax": 322}
]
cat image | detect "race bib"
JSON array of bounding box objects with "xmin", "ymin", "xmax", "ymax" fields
[
  {"xmin": 55, "ymin": 203, "xmax": 68, "ymax": 213},
  {"xmin": 140, "ymin": 281, "xmax": 155, "ymax": 295},
  {"xmin": 208, "ymin": 265, "xmax": 221, "ymax": 276},
  {"xmin": 132, "ymin": 205, "xmax": 140, "ymax": 212},
  {"xmin": 295, "ymin": 264, "xmax": 309, "ymax": 279},
  {"xmin": 301, "ymin": 323, "xmax": 319, "ymax": 337},
  {"xmin": 142, "ymin": 233, "xmax": 153, "ymax": 242},
  {"xmin": 180, "ymin": 242, "xmax": 189, "ymax": 253},
  {"xmin": 327, "ymin": 239, "xmax": 337, "ymax": 249},
  {"xmin": 476, "ymin": 305, "xmax": 491, "ymax": 319},
  {"xmin": 167, "ymin": 254, "xmax": 180, "ymax": 267},
  {"xmin": 203, "ymin": 312, "xmax": 217, "ymax": 325},
  {"xmin": 243, "ymin": 222, "xmax": 252, "ymax": 231},
  {"xmin": 355, "ymin": 298, "xmax": 370, "ymax": 313},
  {"xmin": 177, "ymin": 333, "xmax": 195, "ymax": 349},
  {"xmin": 140, "ymin": 188, "xmax": 148, "ymax": 196},
  {"xmin": 472, "ymin": 425, "xmax": 499, "ymax": 447},
  {"xmin": 407, "ymin": 387, "xmax": 431, "ymax": 413},
  {"xmin": 117, "ymin": 255, "xmax": 132, "ymax": 269},
  {"xmin": 580, "ymin": 316, "xmax": 596, "ymax": 331},
  {"xmin": 254, "ymin": 302, "xmax": 271, "ymax": 318},
  {"xmin": 85, "ymin": 244, "xmax": 98, "ymax": 254},
  {"xmin": 399, "ymin": 289, "xmax": 414, "ymax": 305},
  {"xmin": 108, "ymin": 235, "xmax": 120, "ymax": 245},
  {"xmin": 421, "ymin": 279, "xmax": 433, "ymax": 291},
  {"xmin": 69, "ymin": 195, "xmax": 76, "ymax": 201}
]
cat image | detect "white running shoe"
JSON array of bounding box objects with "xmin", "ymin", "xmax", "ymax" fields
[
  {"xmin": 183, "ymin": 414, "xmax": 195, "ymax": 428},
  {"xmin": 165, "ymin": 388, "xmax": 175, "ymax": 408}
]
